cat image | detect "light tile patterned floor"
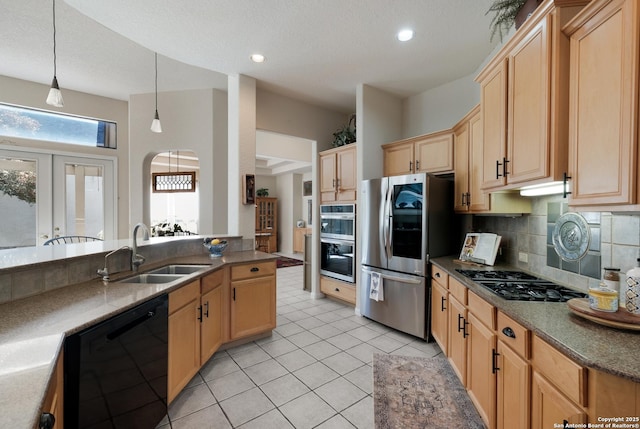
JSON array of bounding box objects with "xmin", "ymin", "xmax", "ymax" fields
[{"xmin": 158, "ymin": 263, "xmax": 442, "ymax": 429}]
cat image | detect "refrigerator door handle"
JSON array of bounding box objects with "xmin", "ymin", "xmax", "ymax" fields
[{"xmin": 362, "ymin": 268, "xmax": 422, "ymax": 285}]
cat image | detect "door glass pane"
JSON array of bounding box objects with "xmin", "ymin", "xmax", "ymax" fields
[
  {"xmin": 64, "ymin": 164, "xmax": 104, "ymax": 238},
  {"xmin": 0, "ymin": 157, "xmax": 37, "ymax": 248},
  {"xmin": 391, "ymin": 182, "xmax": 423, "ymax": 259}
]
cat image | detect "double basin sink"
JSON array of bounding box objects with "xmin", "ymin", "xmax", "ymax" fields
[{"xmin": 117, "ymin": 264, "xmax": 209, "ymax": 284}]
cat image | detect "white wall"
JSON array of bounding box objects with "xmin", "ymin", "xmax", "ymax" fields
[
  {"xmin": 129, "ymin": 88, "xmax": 228, "ymax": 235},
  {"xmin": 0, "ymin": 75, "xmax": 130, "ymax": 238}
]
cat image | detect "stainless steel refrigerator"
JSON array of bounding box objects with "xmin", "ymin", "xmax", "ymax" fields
[{"xmin": 360, "ymin": 173, "xmax": 455, "ymax": 340}]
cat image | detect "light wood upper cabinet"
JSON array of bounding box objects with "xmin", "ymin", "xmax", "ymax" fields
[
  {"xmin": 454, "ymin": 105, "xmax": 491, "ymax": 212},
  {"xmin": 564, "ymin": 0, "xmax": 640, "ymax": 207},
  {"xmin": 476, "ymin": 1, "xmax": 588, "ymax": 191},
  {"xmin": 382, "ymin": 130, "xmax": 454, "ymax": 177},
  {"xmin": 319, "ymin": 145, "xmax": 357, "ymax": 203}
]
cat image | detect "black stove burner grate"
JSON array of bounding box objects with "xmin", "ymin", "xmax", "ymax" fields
[{"xmin": 456, "ymin": 269, "xmax": 587, "ymax": 302}]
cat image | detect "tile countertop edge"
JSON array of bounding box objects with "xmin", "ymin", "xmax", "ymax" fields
[
  {"xmin": 0, "ymin": 250, "xmax": 277, "ymax": 429},
  {"xmin": 431, "ymin": 256, "xmax": 640, "ymax": 383}
]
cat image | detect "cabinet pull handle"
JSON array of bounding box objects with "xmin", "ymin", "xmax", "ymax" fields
[
  {"xmin": 496, "ymin": 159, "xmax": 502, "ymax": 179},
  {"xmin": 492, "ymin": 349, "xmax": 500, "ymax": 374},
  {"xmin": 502, "ymin": 327, "xmax": 516, "ymax": 339},
  {"xmin": 461, "ymin": 193, "xmax": 466, "ymax": 206},
  {"xmin": 409, "ymin": 160, "xmax": 413, "ymax": 171},
  {"xmin": 563, "ymin": 172, "xmax": 572, "ymax": 198},
  {"xmin": 440, "ymin": 296, "xmax": 446, "ymax": 312},
  {"xmin": 250, "ymin": 267, "xmax": 259, "ymax": 272},
  {"xmin": 197, "ymin": 305, "xmax": 203, "ymax": 322},
  {"xmin": 415, "ymin": 160, "xmax": 420, "ymax": 170},
  {"xmin": 463, "ymin": 318, "xmax": 469, "ymax": 338},
  {"xmin": 335, "ymin": 288, "xmax": 340, "ymax": 292},
  {"xmin": 466, "ymin": 192, "xmax": 471, "ymax": 206},
  {"xmin": 204, "ymin": 301, "xmax": 209, "ymax": 318},
  {"xmin": 503, "ymin": 157, "xmax": 509, "ymax": 177},
  {"xmin": 233, "ymin": 288, "xmax": 236, "ymax": 301},
  {"xmin": 457, "ymin": 314, "xmax": 464, "ymax": 332},
  {"xmin": 40, "ymin": 412, "xmax": 55, "ymax": 429},
  {"xmin": 435, "ymin": 272, "xmax": 440, "ymax": 278}
]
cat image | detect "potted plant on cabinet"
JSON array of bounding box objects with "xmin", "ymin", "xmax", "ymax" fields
[
  {"xmin": 486, "ymin": 0, "xmax": 542, "ymax": 42},
  {"xmin": 331, "ymin": 114, "xmax": 356, "ymax": 148}
]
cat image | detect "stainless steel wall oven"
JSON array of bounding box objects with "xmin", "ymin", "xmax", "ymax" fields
[{"xmin": 320, "ymin": 204, "xmax": 355, "ymax": 283}]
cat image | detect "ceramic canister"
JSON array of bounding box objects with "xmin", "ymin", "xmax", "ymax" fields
[{"xmin": 625, "ymin": 276, "xmax": 640, "ymax": 314}]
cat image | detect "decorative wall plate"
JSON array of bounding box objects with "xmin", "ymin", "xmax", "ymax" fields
[{"xmin": 553, "ymin": 212, "xmax": 590, "ymax": 261}]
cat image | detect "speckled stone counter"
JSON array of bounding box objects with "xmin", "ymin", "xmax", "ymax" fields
[
  {"xmin": 431, "ymin": 256, "xmax": 640, "ymax": 383},
  {"xmin": 0, "ymin": 250, "xmax": 276, "ymax": 429}
]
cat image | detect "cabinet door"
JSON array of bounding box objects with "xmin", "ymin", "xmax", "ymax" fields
[
  {"xmin": 567, "ymin": 0, "xmax": 638, "ymax": 206},
  {"xmin": 320, "ymin": 152, "xmax": 337, "ymax": 203},
  {"xmin": 453, "ymin": 120, "xmax": 470, "ymax": 212},
  {"xmin": 497, "ymin": 340, "xmax": 530, "ymax": 429},
  {"xmin": 447, "ymin": 295, "xmax": 467, "ymax": 385},
  {"xmin": 467, "ymin": 312, "xmax": 497, "ymax": 429},
  {"xmin": 415, "ymin": 133, "xmax": 454, "ymax": 174},
  {"xmin": 201, "ymin": 285, "xmax": 223, "ymax": 363},
  {"xmin": 231, "ymin": 276, "xmax": 276, "ymax": 339},
  {"xmin": 42, "ymin": 350, "xmax": 64, "ymax": 429},
  {"xmin": 507, "ymin": 17, "xmax": 550, "ymax": 185},
  {"xmin": 481, "ymin": 59, "xmax": 508, "ymax": 190},
  {"xmin": 468, "ymin": 109, "xmax": 491, "ymax": 211},
  {"xmin": 336, "ymin": 145, "xmax": 357, "ymax": 202},
  {"xmin": 430, "ymin": 281, "xmax": 449, "ymax": 353},
  {"xmin": 168, "ymin": 297, "xmax": 200, "ymax": 403},
  {"xmin": 383, "ymin": 141, "xmax": 414, "ymax": 176},
  {"xmin": 531, "ymin": 371, "xmax": 587, "ymax": 429}
]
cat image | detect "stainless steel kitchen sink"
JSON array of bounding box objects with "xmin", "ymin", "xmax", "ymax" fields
[
  {"xmin": 117, "ymin": 273, "xmax": 185, "ymax": 284},
  {"xmin": 147, "ymin": 264, "xmax": 208, "ymax": 275}
]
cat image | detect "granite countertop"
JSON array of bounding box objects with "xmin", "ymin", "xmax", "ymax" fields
[
  {"xmin": 431, "ymin": 256, "xmax": 640, "ymax": 383},
  {"xmin": 0, "ymin": 250, "xmax": 276, "ymax": 429}
]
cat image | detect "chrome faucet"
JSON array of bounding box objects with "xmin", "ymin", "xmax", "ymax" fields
[
  {"xmin": 132, "ymin": 222, "xmax": 150, "ymax": 272},
  {"xmin": 97, "ymin": 246, "xmax": 132, "ymax": 281}
]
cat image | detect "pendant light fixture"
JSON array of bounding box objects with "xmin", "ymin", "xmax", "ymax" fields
[
  {"xmin": 150, "ymin": 52, "xmax": 162, "ymax": 133},
  {"xmin": 46, "ymin": 0, "xmax": 64, "ymax": 108}
]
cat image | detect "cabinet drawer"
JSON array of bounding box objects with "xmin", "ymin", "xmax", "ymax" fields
[
  {"xmin": 231, "ymin": 261, "xmax": 276, "ymax": 281},
  {"xmin": 431, "ymin": 266, "xmax": 448, "ymax": 288},
  {"xmin": 468, "ymin": 291, "xmax": 495, "ymax": 329},
  {"xmin": 169, "ymin": 280, "xmax": 200, "ymax": 314},
  {"xmin": 201, "ymin": 268, "xmax": 224, "ymax": 294},
  {"xmin": 320, "ymin": 276, "xmax": 356, "ymax": 304},
  {"xmin": 532, "ymin": 334, "xmax": 587, "ymax": 406},
  {"xmin": 497, "ymin": 311, "xmax": 530, "ymax": 359},
  {"xmin": 448, "ymin": 277, "xmax": 468, "ymax": 305}
]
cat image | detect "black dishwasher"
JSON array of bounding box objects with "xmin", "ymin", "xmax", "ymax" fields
[{"xmin": 64, "ymin": 294, "xmax": 168, "ymax": 429}]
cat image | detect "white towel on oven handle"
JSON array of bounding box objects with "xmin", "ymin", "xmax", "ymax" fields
[{"xmin": 369, "ymin": 271, "xmax": 384, "ymax": 301}]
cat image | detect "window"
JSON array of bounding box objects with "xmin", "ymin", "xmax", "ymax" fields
[{"xmin": 0, "ymin": 103, "xmax": 116, "ymax": 148}]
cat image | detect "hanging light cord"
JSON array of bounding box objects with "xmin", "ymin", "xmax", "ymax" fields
[
  {"xmin": 154, "ymin": 52, "xmax": 158, "ymax": 112},
  {"xmin": 52, "ymin": 0, "xmax": 57, "ymax": 77}
]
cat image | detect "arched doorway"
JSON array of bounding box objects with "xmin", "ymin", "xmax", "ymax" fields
[{"xmin": 149, "ymin": 150, "xmax": 200, "ymax": 236}]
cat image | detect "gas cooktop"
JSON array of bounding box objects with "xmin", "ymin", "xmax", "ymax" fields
[{"xmin": 455, "ymin": 269, "xmax": 587, "ymax": 302}]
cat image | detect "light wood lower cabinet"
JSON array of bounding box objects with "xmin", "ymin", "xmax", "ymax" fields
[
  {"xmin": 447, "ymin": 293, "xmax": 468, "ymax": 385},
  {"xmin": 42, "ymin": 350, "xmax": 64, "ymax": 429},
  {"xmin": 230, "ymin": 261, "xmax": 276, "ymax": 339},
  {"xmin": 531, "ymin": 371, "xmax": 587, "ymax": 428},
  {"xmin": 200, "ymin": 269, "xmax": 226, "ymax": 363},
  {"xmin": 320, "ymin": 275, "xmax": 356, "ymax": 305},
  {"xmin": 293, "ymin": 227, "xmax": 311, "ymax": 253},
  {"xmin": 430, "ymin": 277, "xmax": 448, "ymax": 353},
  {"xmin": 168, "ymin": 280, "xmax": 201, "ymax": 403},
  {"xmin": 497, "ymin": 340, "xmax": 530, "ymax": 429}
]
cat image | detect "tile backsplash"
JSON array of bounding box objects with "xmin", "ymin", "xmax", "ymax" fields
[{"xmin": 473, "ymin": 195, "xmax": 640, "ymax": 292}]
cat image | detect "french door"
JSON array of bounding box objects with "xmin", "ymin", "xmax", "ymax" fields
[{"xmin": 0, "ymin": 148, "xmax": 116, "ymax": 248}]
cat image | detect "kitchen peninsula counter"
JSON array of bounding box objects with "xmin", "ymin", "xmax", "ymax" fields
[
  {"xmin": 0, "ymin": 250, "xmax": 276, "ymax": 429},
  {"xmin": 431, "ymin": 256, "xmax": 640, "ymax": 383}
]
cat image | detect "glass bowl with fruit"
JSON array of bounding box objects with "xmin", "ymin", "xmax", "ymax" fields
[{"xmin": 203, "ymin": 237, "xmax": 228, "ymax": 257}]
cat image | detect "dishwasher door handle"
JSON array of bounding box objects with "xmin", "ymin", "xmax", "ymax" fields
[{"xmin": 106, "ymin": 310, "xmax": 157, "ymax": 341}]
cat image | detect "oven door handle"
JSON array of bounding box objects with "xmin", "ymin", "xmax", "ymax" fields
[
  {"xmin": 320, "ymin": 237, "xmax": 354, "ymax": 246},
  {"xmin": 362, "ymin": 268, "xmax": 422, "ymax": 285}
]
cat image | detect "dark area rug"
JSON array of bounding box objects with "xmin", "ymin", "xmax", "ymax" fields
[
  {"xmin": 276, "ymin": 256, "xmax": 303, "ymax": 268},
  {"xmin": 373, "ymin": 353, "xmax": 485, "ymax": 429}
]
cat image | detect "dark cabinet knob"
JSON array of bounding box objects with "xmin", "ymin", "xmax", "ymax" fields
[
  {"xmin": 40, "ymin": 412, "xmax": 55, "ymax": 429},
  {"xmin": 502, "ymin": 327, "xmax": 516, "ymax": 338}
]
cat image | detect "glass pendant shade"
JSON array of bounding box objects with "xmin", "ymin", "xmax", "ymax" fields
[
  {"xmin": 150, "ymin": 110, "xmax": 162, "ymax": 133},
  {"xmin": 46, "ymin": 76, "xmax": 64, "ymax": 107}
]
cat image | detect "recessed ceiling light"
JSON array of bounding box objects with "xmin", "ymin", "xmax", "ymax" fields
[
  {"xmin": 250, "ymin": 54, "xmax": 266, "ymax": 63},
  {"xmin": 397, "ymin": 29, "xmax": 414, "ymax": 42}
]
